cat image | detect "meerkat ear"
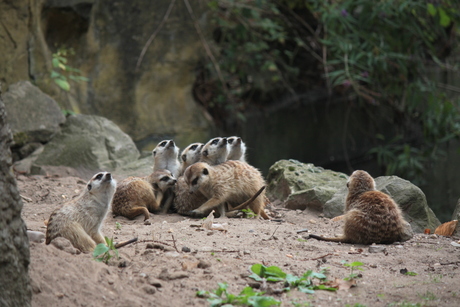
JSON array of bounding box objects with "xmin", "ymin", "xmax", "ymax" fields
[
  {"xmin": 152, "ymin": 150, "xmax": 156, "ymax": 157},
  {"xmin": 203, "ymin": 168, "xmax": 209, "ymax": 175},
  {"xmin": 153, "ymin": 183, "xmax": 159, "ymax": 190},
  {"xmin": 202, "ymin": 150, "xmax": 208, "ymax": 157},
  {"xmin": 87, "ymin": 184, "xmax": 92, "ymax": 191},
  {"xmin": 182, "ymin": 154, "xmax": 187, "ymax": 162}
]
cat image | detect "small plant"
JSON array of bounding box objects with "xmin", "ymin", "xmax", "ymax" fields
[
  {"xmin": 389, "ymin": 302, "xmax": 422, "ymax": 307},
  {"xmin": 345, "ymin": 304, "xmax": 366, "ymax": 307},
  {"xmin": 249, "ymin": 264, "xmax": 336, "ymax": 294},
  {"xmin": 197, "ymin": 282, "xmax": 281, "ymax": 307},
  {"xmin": 51, "ymin": 47, "xmax": 89, "ymax": 92},
  {"xmin": 342, "ymin": 261, "xmax": 364, "ymax": 280},
  {"xmin": 241, "ymin": 208, "xmax": 257, "ymax": 218},
  {"xmin": 291, "ymin": 299, "xmax": 311, "ymax": 307},
  {"xmin": 93, "ymin": 237, "xmax": 119, "ymax": 264},
  {"xmin": 115, "ymin": 222, "xmax": 122, "ymax": 230},
  {"xmin": 418, "ymin": 291, "xmax": 438, "ymax": 301}
]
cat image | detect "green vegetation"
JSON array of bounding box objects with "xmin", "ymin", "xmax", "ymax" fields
[
  {"xmin": 197, "ymin": 282, "xmax": 281, "ymax": 307},
  {"xmin": 51, "ymin": 47, "xmax": 89, "ymax": 92},
  {"xmin": 92, "ymin": 237, "xmax": 119, "ymax": 264},
  {"xmin": 201, "ymin": 0, "xmax": 460, "ymax": 182},
  {"xmin": 342, "ymin": 261, "xmax": 364, "ymax": 280}
]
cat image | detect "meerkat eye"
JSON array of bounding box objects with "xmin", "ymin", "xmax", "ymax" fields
[
  {"xmin": 160, "ymin": 141, "xmax": 167, "ymax": 147},
  {"xmin": 211, "ymin": 139, "xmax": 219, "ymax": 145},
  {"xmin": 160, "ymin": 176, "xmax": 169, "ymax": 182},
  {"xmin": 191, "ymin": 178, "xmax": 198, "ymax": 185},
  {"xmin": 190, "ymin": 145, "xmax": 198, "ymax": 150},
  {"xmin": 228, "ymin": 138, "xmax": 234, "ymax": 144},
  {"xmin": 182, "ymin": 154, "xmax": 187, "ymax": 162},
  {"xmin": 95, "ymin": 173, "xmax": 103, "ymax": 180}
]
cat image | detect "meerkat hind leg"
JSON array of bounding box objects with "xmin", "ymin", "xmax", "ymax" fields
[
  {"xmin": 63, "ymin": 222, "xmax": 98, "ymax": 253},
  {"xmin": 189, "ymin": 197, "xmax": 222, "ymax": 218}
]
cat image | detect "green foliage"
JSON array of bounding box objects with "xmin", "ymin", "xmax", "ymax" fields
[
  {"xmin": 196, "ymin": 282, "xmax": 281, "ymax": 307},
  {"xmin": 341, "ymin": 261, "xmax": 364, "ymax": 280},
  {"xmin": 249, "ymin": 264, "xmax": 336, "ymax": 294},
  {"xmin": 203, "ymin": 0, "xmax": 460, "ymax": 182},
  {"xmin": 241, "ymin": 208, "xmax": 257, "ymax": 218},
  {"xmin": 51, "ymin": 47, "xmax": 89, "ymax": 92},
  {"xmin": 93, "ymin": 237, "xmax": 119, "ymax": 264},
  {"xmin": 115, "ymin": 222, "xmax": 122, "ymax": 230}
]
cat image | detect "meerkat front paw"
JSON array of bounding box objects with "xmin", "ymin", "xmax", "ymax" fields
[{"xmin": 187, "ymin": 210, "xmax": 206, "ymax": 218}]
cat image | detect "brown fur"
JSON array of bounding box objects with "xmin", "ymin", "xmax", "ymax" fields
[
  {"xmin": 112, "ymin": 170, "xmax": 176, "ymax": 220},
  {"xmin": 45, "ymin": 172, "xmax": 116, "ymax": 252},
  {"xmin": 183, "ymin": 161, "xmax": 269, "ymax": 219},
  {"xmin": 309, "ymin": 170, "xmax": 409, "ymax": 244}
]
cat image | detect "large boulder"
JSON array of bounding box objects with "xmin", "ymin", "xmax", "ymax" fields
[
  {"xmin": 2, "ymin": 81, "xmax": 65, "ymax": 147},
  {"xmin": 0, "ymin": 90, "xmax": 32, "ymax": 306},
  {"xmin": 266, "ymin": 159, "xmax": 348, "ymax": 212},
  {"xmin": 33, "ymin": 114, "xmax": 140, "ymax": 173}
]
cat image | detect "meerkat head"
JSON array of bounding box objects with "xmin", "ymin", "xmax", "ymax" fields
[
  {"xmin": 148, "ymin": 169, "xmax": 177, "ymax": 192},
  {"xmin": 181, "ymin": 142, "xmax": 204, "ymax": 165},
  {"xmin": 184, "ymin": 162, "xmax": 210, "ymax": 193},
  {"xmin": 87, "ymin": 171, "xmax": 117, "ymax": 202},
  {"xmin": 152, "ymin": 140, "xmax": 179, "ymax": 159},
  {"xmin": 347, "ymin": 170, "xmax": 376, "ymax": 193},
  {"xmin": 227, "ymin": 136, "xmax": 246, "ymax": 161},
  {"xmin": 201, "ymin": 137, "xmax": 228, "ymax": 165}
]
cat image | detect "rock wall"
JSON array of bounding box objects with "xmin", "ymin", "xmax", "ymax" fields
[
  {"xmin": 0, "ymin": 89, "xmax": 32, "ymax": 306},
  {"xmin": 1, "ymin": 0, "xmax": 215, "ymax": 150}
]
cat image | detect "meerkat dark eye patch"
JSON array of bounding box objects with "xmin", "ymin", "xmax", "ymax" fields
[
  {"xmin": 191, "ymin": 178, "xmax": 198, "ymax": 185},
  {"xmin": 211, "ymin": 139, "xmax": 219, "ymax": 145},
  {"xmin": 160, "ymin": 141, "xmax": 167, "ymax": 147},
  {"xmin": 191, "ymin": 145, "xmax": 198, "ymax": 150},
  {"xmin": 228, "ymin": 138, "xmax": 234, "ymax": 144},
  {"xmin": 182, "ymin": 154, "xmax": 187, "ymax": 162},
  {"xmin": 203, "ymin": 168, "xmax": 209, "ymax": 175},
  {"xmin": 95, "ymin": 173, "xmax": 103, "ymax": 180},
  {"xmin": 160, "ymin": 176, "xmax": 169, "ymax": 182},
  {"xmin": 87, "ymin": 184, "xmax": 92, "ymax": 191}
]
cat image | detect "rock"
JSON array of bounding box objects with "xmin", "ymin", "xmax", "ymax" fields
[
  {"xmin": 182, "ymin": 246, "xmax": 191, "ymax": 253},
  {"xmin": 13, "ymin": 145, "xmax": 44, "ymax": 174},
  {"xmin": 27, "ymin": 230, "xmax": 45, "ymax": 243},
  {"xmin": 143, "ymin": 285, "xmax": 156, "ymax": 295},
  {"xmin": 266, "ymin": 160, "xmax": 348, "ymax": 210},
  {"xmin": 32, "ymin": 114, "xmax": 140, "ymax": 173},
  {"xmin": 158, "ymin": 268, "xmax": 189, "ymax": 280},
  {"xmin": 368, "ymin": 245, "xmax": 386, "ymax": 253},
  {"xmin": 2, "ymin": 81, "xmax": 65, "ymax": 146},
  {"xmin": 0, "ymin": 96, "xmax": 32, "ymax": 306},
  {"xmin": 324, "ymin": 176, "xmax": 439, "ymax": 233},
  {"xmin": 147, "ymin": 276, "xmax": 163, "ymax": 288}
]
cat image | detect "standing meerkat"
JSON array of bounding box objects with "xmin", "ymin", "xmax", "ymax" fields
[
  {"xmin": 178, "ymin": 142, "xmax": 204, "ymax": 176},
  {"xmin": 200, "ymin": 137, "xmax": 229, "ymax": 165},
  {"xmin": 309, "ymin": 170, "xmax": 412, "ymax": 244},
  {"xmin": 152, "ymin": 140, "xmax": 181, "ymax": 178},
  {"xmin": 227, "ymin": 136, "xmax": 246, "ymax": 162},
  {"xmin": 112, "ymin": 169, "xmax": 177, "ymax": 221},
  {"xmin": 183, "ymin": 161, "xmax": 269, "ymax": 219},
  {"xmin": 45, "ymin": 172, "xmax": 116, "ymax": 253}
]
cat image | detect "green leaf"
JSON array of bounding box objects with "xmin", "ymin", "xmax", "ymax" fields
[
  {"xmin": 50, "ymin": 70, "xmax": 61, "ymax": 79},
  {"xmin": 54, "ymin": 78, "xmax": 70, "ymax": 91},
  {"xmin": 427, "ymin": 3, "xmax": 436, "ymax": 16},
  {"xmin": 93, "ymin": 243, "xmax": 109, "ymax": 257},
  {"xmin": 438, "ymin": 8, "xmax": 451, "ymax": 27},
  {"xmin": 248, "ymin": 295, "xmax": 281, "ymax": 307}
]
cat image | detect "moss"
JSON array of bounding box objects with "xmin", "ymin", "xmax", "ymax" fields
[{"xmin": 13, "ymin": 132, "xmax": 29, "ymax": 146}]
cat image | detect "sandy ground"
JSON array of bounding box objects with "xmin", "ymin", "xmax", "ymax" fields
[{"xmin": 17, "ymin": 172, "xmax": 460, "ymax": 307}]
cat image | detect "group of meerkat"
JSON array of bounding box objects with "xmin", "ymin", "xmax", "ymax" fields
[{"xmin": 44, "ymin": 137, "xmax": 412, "ymax": 253}]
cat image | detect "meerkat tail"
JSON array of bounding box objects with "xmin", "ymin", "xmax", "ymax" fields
[
  {"xmin": 230, "ymin": 186, "xmax": 266, "ymax": 211},
  {"xmin": 308, "ymin": 234, "xmax": 348, "ymax": 243},
  {"xmin": 114, "ymin": 237, "xmax": 138, "ymax": 249}
]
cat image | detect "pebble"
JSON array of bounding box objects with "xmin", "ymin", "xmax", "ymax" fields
[
  {"xmin": 182, "ymin": 246, "xmax": 191, "ymax": 252},
  {"xmin": 368, "ymin": 245, "xmax": 386, "ymax": 253},
  {"xmin": 143, "ymin": 285, "xmax": 156, "ymax": 294},
  {"xmin": 27, "ymin": 230, "xmax": 45, "ymax": 243}
]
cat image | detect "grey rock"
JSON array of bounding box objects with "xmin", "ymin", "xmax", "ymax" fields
[
  {"xmin": 452, "ymin": 200, "xmax": 460, "ymax": 236},
  {"xmin": 266, "ymin": 159, "xmax": 348, "ymax": 203},
  {"xmin": 26, "ymin": 230, "xmax": 45, "ymax": 243},
  {"xmin": 3, "ymin": 81, "xmax": 65, "ymax": 146},
  {"xmin": 368, "ymin": 245, "xmax": 386, "ymax": 253},
  {"xmin": 33, "ymin": 114, "xmax": 140, "ymax": 173}
]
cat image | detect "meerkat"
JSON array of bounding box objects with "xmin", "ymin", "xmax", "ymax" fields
[
  {"xmin": 309, "ymin": 170, "xmax": 411, "ymax": 245},
  {"xmin": 174, "ymin": 138, "xmax": 230, "ymax": 216},
  {"xmin": 183, "ymin": 160, "xmax": 270, "ymax": 219},
  {"xmin": 178, "ymin": 142, "xmax": 204, "ymax": 176},
  {"xmin": 152, "ymin": 140, "xmax": 181, "ymax": 178},
  {"xmin": 200, "ymin": 137, "xmax": 229, "ymax": 165},
  {"xmin": 227, "ymin": 136, "xmax": 247, "ymax": 162},
  {"xmin": 45, "ymin": 172, "xmax": 116, "ymax": 253},
  {"xmin": 112, "ymin": 169, "xmax": 177, "ymax": 221}
]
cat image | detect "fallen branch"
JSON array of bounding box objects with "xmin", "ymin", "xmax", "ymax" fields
[
  {"xmin": 310, "ymin": 253, "xmax": 333, "ymax": 261},
  {"xmin": 115, "ymin": 237, "xmax": 138, "ymax": 249}
]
